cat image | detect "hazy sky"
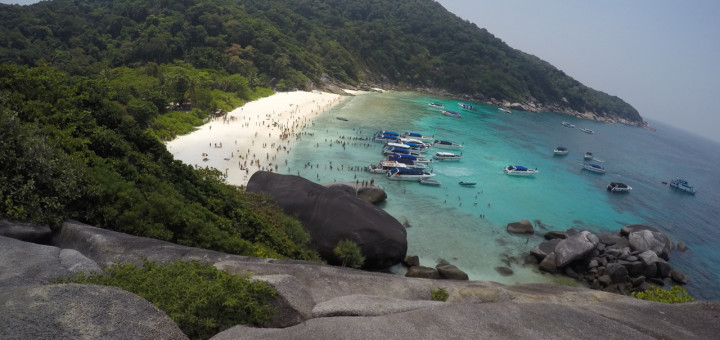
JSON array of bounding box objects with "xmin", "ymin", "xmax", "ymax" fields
[
  {"xmin": 435, "ymin": 0, "xmax": 720, "ymax": 142},
  {"xmin": 3, "ymin": 0, "xmax": 719, "ymax": 142}
]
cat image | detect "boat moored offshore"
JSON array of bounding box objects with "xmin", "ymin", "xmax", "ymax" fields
[
  {"xmin": 582, "ymin": 163, "xmax": 606, "ymax": 174},
  {"xmin": 554, "ymin": 146, "xmax": 569, "ymax": 155},
  {"xmin": 402, "ymin": 132, "xmax": 435, "ymax": 141},
  {"xmin": 607, "ymin": 182, "xmax": 632, "ymax": 192},
  {"xmin": 669, "ymin": 178, "xmax": 696, "ymax": 194},
  {"xmin": 442, "ymin": 110, "xmax": 462, "ymax": 118},
  {"xmin": 367, "ymin": 161, "xmax": 407, "ymax": 174},
  {"xmin": 561, "ymin": 121, "xmax": 575, "ymax": 128},
  {"xmin": 433, "ymin": 151, "xmax": 463, "ymax": 161},
  {"xmin": 433, "ymin": 139, "xmax": 463, "ymax": 149},
  {"xmin": 386, "ymin": 167, "xmax": 436, "ymax": 181},
  {"xmin": 580, "ymin": 128, "xmax": 595, "ymax": 134},
  {"xmin": 503, "ymin": 165, "xmax": 538, "ymax": 176},
  {"xmin": 419, "ymin": 178, "xmax": 442, "ymax": 186}
]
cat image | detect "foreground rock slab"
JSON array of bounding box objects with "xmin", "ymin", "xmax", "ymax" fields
[
  {"xmin": 212, "ymin": 300, "xmax": 720, "ymax": 340},
  {"xmin": 0, "ymin": 284, "xmax": 187, "ymax": 340}
]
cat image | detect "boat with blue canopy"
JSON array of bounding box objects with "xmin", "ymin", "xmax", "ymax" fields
[
  {"xmin": 386, "ymin": 167, "xmax": 436, "ymax": 181},
  {"xmin": 504, "ymin": 165, "xmax": 538, "ymax": 176}
]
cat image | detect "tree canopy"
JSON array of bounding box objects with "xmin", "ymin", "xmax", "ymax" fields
[{"xmin": 0, "ymin": 0, "xmax": 641, "ymax": 122}]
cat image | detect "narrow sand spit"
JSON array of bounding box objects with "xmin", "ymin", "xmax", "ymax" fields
[{"xmin": 166, "ymin": 91, "xmax": 345, "ymax": 186}]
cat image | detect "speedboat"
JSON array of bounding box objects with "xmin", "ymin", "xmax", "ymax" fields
[
  {"xmin": 554, "ymin": 146, "xmax": 569, "ymax": 155},
  {"xmin": 374, "ymin": 130, "xmax": 400, "ymax": 143},
  {"xmin": 433, "ymin": 139, "xmax": 463, "ymax": 149},
  {"xmin": 504, "ymin": 165, "xmax": 538, "ymax": 176},
  {"xmin": 383, "ymin": 142, "xmax": 425, "ymax": 156},
  {"xmin": 387, "ymin": 167, "xmax": 436, "ymax": 181},
  {"xmin": 384, "ymin": 146, "xmax": 425, "ymax": 157},
  {"xmin": 580, "ymin": 128, "xmax": 595, "ymax": 134},
  {"xmin": 428, "ymin": 102, "xmax": 444, "ymax": 109},
  {"xmin": 607, "ymin": 182, "xmax": 632, "ymax": 192},
  {"xmin": 367, "ymin": 161, "xmax": 407, "ymax": 174},
  {"xmin": 419, "ymin": 178, "xmax": 441, "ymax": 186},
  {"xmin": 498, "ymin": 107, "xmax": 511, "ymax": 114},
  {"xmin": 561, "ymin": 121, "xmax": 575, "ymax": 128},
  {"xmin": 433, "ymin": 151, "xmax": 462, "ymax": 161},
  {"xmin": 458, "ymin": 103, "xmax": 476, "ymax": 111},
  {"xmin": 390, "ymin": 153, "xmax": 432, "ymax": 163},
  {"xmin": 398, "ymin": 138, "xmax": 432, "ymax": 149},
  {"xmin": 669, "ymin": 178, "xmax": 696, "ymax": 194},
  {"xmin": 402, "ymin": 132, "xmax": 435, "ymax": 141},
  {"xmin": 459, "ymin": 181, "xmax": 477, "ymax": 186},
  {"xmin": 442, "ymin": 110, "xmax": 462, "ymax": 118},
  {"xmin": 387, "ymin": 154, "xmax": 428, "ymax": 169},
  {"xmin": 584, "ymin": 152, "xmax": 593, "ymax": 160},
  {"xmin": 582, "ymin": 163, "xmax": 606, "ymax": 174}
]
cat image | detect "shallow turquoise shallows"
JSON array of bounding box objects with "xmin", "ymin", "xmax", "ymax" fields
[{"xmin": 282, "ymin": 91, "xmax": 720, "ymax": 300}]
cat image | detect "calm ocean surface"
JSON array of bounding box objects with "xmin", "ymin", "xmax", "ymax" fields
[{"xmin": 282, "ymin": 91, "xmax": 720, "ymax": 300}]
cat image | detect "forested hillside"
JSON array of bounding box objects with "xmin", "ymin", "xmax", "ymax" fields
[
  {"xmin": 0, "ymin": 0, "xmax": 643, "ymax": 263},
  {"xmin": 0, "ymin": 0, "xmax": 642, "ymax": 123}
]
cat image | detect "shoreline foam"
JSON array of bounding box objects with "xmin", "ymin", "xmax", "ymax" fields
[{"xmin": 166, "ymin": 90, "xmax": 346, "ymax": 186}]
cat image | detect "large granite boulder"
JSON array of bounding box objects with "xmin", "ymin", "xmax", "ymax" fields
[
  {"xmin": 628, "ymin": 229, "xmax": 673, "ymax": 260},
  {"xmin": 323, "ymin": 183, "xmax": 388, "ymax": 204},
  {"xmin": 0, "ymin": 236, "xmax": 102, "ymax": 287},
  {"xmin": 246, "ymin": 172, "xmax": 407, "ymax": 269},
  {"xmin": 0, "ymin": 219, "xmax": 53, "ymax": 244},
  {"xmin": 506, "ymin": 219, "xmax": 534, "ymax": 235},
  {"xmin": 356, "ymin": 186, "xmax": 387, "ymax": 204},
  {"xmin": 436, "ymin": 263, "xmax": 469, "ymax": 280},
  {"xmin": 0, "ymin": 284, "xmax": 187, "ymax": 340},
  {"xmin": 530, "ymin": 238, "xmax": 562, "ymax": 260},
  {"xmin": 554, "ymin": 231, "xmax": 599, "ymax": 267}
]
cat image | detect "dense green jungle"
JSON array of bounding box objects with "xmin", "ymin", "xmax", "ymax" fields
[{"xmin": 0, "ymin": 0, "xmax": 641, "ymax": 262}]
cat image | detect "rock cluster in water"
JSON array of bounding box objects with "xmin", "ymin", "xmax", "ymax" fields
[
  {"xmin": 403, "ymin": 256, "xmax": 469, "ymax": 280},
  {"xmin": 529, "ymin": 224, "xmax": 690, "ymax": 295}
]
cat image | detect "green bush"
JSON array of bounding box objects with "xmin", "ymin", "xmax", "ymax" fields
[
  {"xmin": 632, "ymin": 285, "xmax": 695, "ymax": 304},
  {"xmin": 431, "ymin": 287, "xmax": 449, "ymax": 302},
  {"xmin": 54, "ymin": 258, "xmax": 276, "ymax": 339},
  {"xmin": 333, "ymin": 239, "xmax": 365, "ymax": 268}
]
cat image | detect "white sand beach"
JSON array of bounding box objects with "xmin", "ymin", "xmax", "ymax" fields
[{"xmin": 166, "ymin": 90, "xmax": 345, "ymax": 186}]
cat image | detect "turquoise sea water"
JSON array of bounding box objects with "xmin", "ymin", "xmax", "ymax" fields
[{"xmin": 282, "ymin": 91, "xmax": 720, "ymax": 300}]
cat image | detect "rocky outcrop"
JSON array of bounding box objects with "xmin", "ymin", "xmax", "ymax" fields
[
  {"xmin": 3, "ymin": 220, "xmax": 719, "ymax": 340},
  {"xmin": 324, "ymin": 183, "xmax": 387, "ymax": 204},
  {"xmin": 506, "ymin": 219, "xmax": 534, "ymax": 235},
  {"xmin": 0, "ymin": 235, "xmax": 102, "ymax": 287},
  {"xmin": 530, "ymin": 226, "xmax": 689, "ymax": 295},
  {"xmin": 0, "ymin": 284, "xmax": 188, "ymax": 340},
  {"xmin": 0, "ymin": 219, "xmax": 52, "ymax": 244},
  {"xmin": 246, "ymin": 171, "xmax": 407, "ymax": 269}
]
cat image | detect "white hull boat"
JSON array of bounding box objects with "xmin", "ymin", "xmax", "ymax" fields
[
  {"xmin": 582, "ymin": 163, "xmax": 606, "ymax": 174},
  {"xmin": 433, "ymin": 140, "xmax": 463, "ymax": 149},
  {"xmin": 554, "ymin": 147, "xmax": 569, "ymax": 155},
  {"xmin": 504, "ymin": 165, "xmax": 538, "ymax": 176},
  {"xmin": 607, "ymin": 182, "xmax": 632, "ymax": 192},
  {"xmin": 669, "ymin": 178, "xmax": 696, "ymax": 194},
  {"xmin": 386, "ymin": 168, "xmax": 436, "ymax": 181},
  {"xmin": 433, "ymin": 151, "xmax": 462, "ymax": 161},
  {"xmin": 367, "ymin": 161, "xmax": 407, "ymax": 174}
]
